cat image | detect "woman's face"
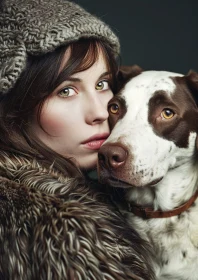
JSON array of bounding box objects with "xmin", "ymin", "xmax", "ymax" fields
[{"xmin": 31, "ymin": 49, "xmax": 113, "ymax": 170}]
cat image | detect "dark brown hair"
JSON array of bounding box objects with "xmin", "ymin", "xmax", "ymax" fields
[{"xmin": 0, "ymin": 39, "xmax": 119, "ymax": 176}]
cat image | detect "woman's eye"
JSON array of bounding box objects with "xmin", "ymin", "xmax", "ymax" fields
[
  {"xmin": 108, "ymin": 103, "xmax": 119, "ymax": 114},
  {"xmin": 96, "ymin": 80, "xmax": 109, "ymax": 91},
  {"xmin": 161, "ymin": 108, "xmax": 175, "ymax": 119},
  {"xmin": 58, "ymin": 87, "xmax": 76, "ymax": 98}
]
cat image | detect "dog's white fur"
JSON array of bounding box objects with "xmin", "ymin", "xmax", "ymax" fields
[{"xmin": 99, "ymin": 70, "xmax": 198, "ymax": 279}]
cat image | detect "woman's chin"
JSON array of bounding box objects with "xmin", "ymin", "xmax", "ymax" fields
[{"xmin": 78, "ymin": 154, "xmax": 98, "ymax": 172}]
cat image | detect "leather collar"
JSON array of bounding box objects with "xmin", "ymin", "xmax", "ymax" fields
[{"xmin": 128, "ymin": 190, "xmax": 198, "ymax": 219}]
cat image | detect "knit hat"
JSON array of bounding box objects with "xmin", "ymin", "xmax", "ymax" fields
[{"xmin": 0, "ymin": 0, "xmax": 120, "ymax": 96}]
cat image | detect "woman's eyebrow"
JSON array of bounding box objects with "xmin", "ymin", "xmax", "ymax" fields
[
  {"xmin": 66, "ymin": 71, "xmax": 111, "ymax": 83},
  {"xmin": 98, "ymin": 71, "xmax": 111, "ymax": 80},
  {"xmin": 65, "ymin": 77, "xmax": 81, "ymax": 82}
]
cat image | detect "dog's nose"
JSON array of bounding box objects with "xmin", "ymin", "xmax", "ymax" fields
[{"xmin": 98, "ymin": 143, "xmax": 128, "ymax": 169}]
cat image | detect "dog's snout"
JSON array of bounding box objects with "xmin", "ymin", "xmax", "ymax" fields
[{"xmin": 98, "ymin": 144, "xmax": 128, "ymax": 169}]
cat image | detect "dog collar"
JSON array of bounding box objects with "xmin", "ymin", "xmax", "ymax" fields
[{"xmin": 127, "ymin": 190, "xmax": 198, "ymax": 219}]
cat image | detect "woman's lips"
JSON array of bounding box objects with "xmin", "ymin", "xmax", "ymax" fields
[{"xmin": 82, "ymin": 133, "xmax": 109, "ymax": 150}]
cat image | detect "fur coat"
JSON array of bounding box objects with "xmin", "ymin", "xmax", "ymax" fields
[{"xmin": 0, "ymin": 151, "xmax": 154, "ymax": 280}]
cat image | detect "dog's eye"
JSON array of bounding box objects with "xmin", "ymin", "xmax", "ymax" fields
[
  {"xmin": 108, "ymin": 103, "xmax": 119, "ymax": 114},
  {"xmin": 161, "ymin": 108, "xmax": 174, "ymax": 119}
]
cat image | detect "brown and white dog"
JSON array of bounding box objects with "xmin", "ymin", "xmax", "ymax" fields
[{"xmin": 98, "ymin": 66, "xmax": 198, "ymax": 280}]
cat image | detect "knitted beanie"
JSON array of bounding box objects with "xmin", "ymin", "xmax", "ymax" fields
[{"xmin": 0, "ymin": 0, "xmax": 120, "ymax": 96}]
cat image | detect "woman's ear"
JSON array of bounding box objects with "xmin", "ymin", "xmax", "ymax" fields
[{"xmin": 117, "ymin": 65, "xmax": 143, "ymax": 90}]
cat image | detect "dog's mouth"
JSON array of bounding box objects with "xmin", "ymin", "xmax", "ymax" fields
[
  {"xmin": 100, "ymin": 175, "xmax": 164, "ymax": 189},
  {"xmin": 146, "ymin": 177, "xmax": 164, "ymax": 187},
  {"xmin": 101, "ymin": 176, "xmax": 133, "ymax": 188}
]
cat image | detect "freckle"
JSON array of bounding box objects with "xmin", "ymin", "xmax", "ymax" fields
[{"xmin": 182, "ymin": 251, "xmax": 187, "ymax": 258}]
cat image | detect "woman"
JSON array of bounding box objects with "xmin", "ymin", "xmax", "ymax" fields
[{"xmin": 0, "ymin": 0, "xmax": 155, "ymax": 279}]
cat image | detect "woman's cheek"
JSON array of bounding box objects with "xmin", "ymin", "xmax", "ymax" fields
[{"xmin": 40, "ymin": 104, "xmax": 67, "ymax": 136}]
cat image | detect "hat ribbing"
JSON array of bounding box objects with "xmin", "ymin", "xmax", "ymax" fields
[{"xmin": 0, "ymin": 0, "xmax": 120, "ymax": 95}]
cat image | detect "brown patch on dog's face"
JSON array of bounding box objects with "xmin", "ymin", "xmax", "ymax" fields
[
  {"xmin": 108, "ymin": 95, "xmax": 127, "ymax": 130},
  {"xmin": 148, "ymin": 76, "xmax": 198, "ymax": 148},
  {"xmin": 108, "ymin": 65, "xmax": 143, "ymax": 130}
]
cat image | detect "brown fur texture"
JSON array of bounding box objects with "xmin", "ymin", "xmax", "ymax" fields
[{"xmin": 0, "ymin": 151, "xmax": 155, "ymax": 280}]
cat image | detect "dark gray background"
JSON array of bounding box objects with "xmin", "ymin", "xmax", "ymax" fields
[{"xmin": 73, "ymin": 0, "xmax": 198, "ymax": 74}]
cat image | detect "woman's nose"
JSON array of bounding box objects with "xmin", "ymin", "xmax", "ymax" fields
[{"xmin": 85, "ymin": 95, "xmax": 109, "ymax": 125}]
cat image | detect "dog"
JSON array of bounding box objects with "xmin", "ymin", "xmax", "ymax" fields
[{"xmin": 98, "ymin": 66, "xmax": 198, "ymax": 280}]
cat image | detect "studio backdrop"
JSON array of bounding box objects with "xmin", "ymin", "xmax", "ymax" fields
[{"xmin": 74, "ymin": 0, "xmax": 198, "ymax": 74}]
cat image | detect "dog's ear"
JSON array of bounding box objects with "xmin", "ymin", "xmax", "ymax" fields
[
  {"xmin": 186, "ymin": 70, "xmax": 198, "ymax": 87},
  {"xmin": 117, "ymin": 65, "xmax": 143, "ymax": 91},
  {"xmin": 185, "ymin": 70, "xmax": 198, "ymax": 150},
  {"xmin": 185, "ymin": 70, "xmax": 198, "ymax": 104}
]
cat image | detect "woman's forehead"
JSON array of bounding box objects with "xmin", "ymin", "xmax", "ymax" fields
[{"xmin": 59, "ymin": 42, "xmax": 108, "ymax": 75}]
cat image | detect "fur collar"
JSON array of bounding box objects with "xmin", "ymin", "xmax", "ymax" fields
[{"xmin": 0, "ymin": 150, "xmax": 155, "ymax": 280}]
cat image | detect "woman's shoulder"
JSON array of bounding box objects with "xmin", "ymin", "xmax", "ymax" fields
[
  {"xmin": 0, "ymin": 151, "xmax": 154, "ymax": 280},
  {"xmin": 0, "ymin": 150, "xmax": 119, "ymax": 234}
]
